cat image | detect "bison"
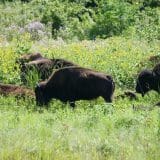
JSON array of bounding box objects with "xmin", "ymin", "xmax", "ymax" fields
[
  {"xmin": 135, "ymin": 68, "xmax": 160, "ymax": 96},
  {"xmin": 16, "ymin": 53, "xmax": 44, "ymax": 83},
  {"xmin": 35, "ymin": 67, "xmax": 115, "ymax": 107},
  {"xmin": 16, "ymin": 53, "xmax": 43, "ymax": 65},
  {"xmin": 22, "ymin": 58, "xmax": 76, "ymax": 83},
  {"xmin": 0, "ymin": 83, "xmax": 35, "ymax": 98},
  {"xmin": 17, "ymin": 53, "xmax": 76, "ymax": 84}
]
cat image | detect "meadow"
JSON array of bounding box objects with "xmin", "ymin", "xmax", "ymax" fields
[{"xmin": 0, "ymin": 0, "xmax": 160, "ymax": 160}]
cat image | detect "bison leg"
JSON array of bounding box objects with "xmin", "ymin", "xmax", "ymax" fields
[
  {"xmin": 69, "ymin": 101, "xmax": 75, "ymax": 108},
  {"xmin": 102, "ymin": 95, "xmax": 112, "ymax": 103}
]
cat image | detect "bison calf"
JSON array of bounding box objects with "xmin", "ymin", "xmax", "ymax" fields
[{"xmin": 35, "ymin": 67, "xmax": 115, "ymax": 107}]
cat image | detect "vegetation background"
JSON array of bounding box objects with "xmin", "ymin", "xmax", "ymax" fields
[{"xmin": 0, "ymin": 0, "xmax": 160, "ymax": 159}]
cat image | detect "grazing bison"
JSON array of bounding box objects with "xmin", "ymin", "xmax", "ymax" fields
[
  {"xmin": 35, "ymin": 67, "xmax": 115, "ymax": 107},
  {"xmin": 16, "ymin": 53, "xmax": 44, "ymax": 83},
  {"xmin": 22, "ymin": 58, "xmax": 76, "ymax": 82},
  {"xmin": 0, "ymin": 83, "xmax": 35, "ymax": 98},
  {"xmin": 17, "ymin": 53, "xmax": 76, "ymax": 84},
  {"xmin": 135, "ymin": 69, "xmax": 160, "ymax": 96},
  {"xmin": 21, "ymin": 58, "xmax": 55, "ymax": 83}
]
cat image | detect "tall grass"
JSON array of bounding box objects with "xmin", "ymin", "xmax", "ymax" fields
[
  {"xmin": 0, "ymin": 1, "xmax": 160, "ymax": 159},
  {"xmin": 0, "ymin": 95, "xmax": 160, "ymax": 160},
  {"xmin": 0, "ymin": 36, "xmax": 160, "ymax": 159}
]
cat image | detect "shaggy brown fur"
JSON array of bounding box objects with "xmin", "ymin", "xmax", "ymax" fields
[
  {"xmin": 0, "ymin": 83, "xmax": 35, "ymax": 98},
  {"xmin": 20, "ymin": 54, "xmax": 76, "ymax": 84},
  {"xmin": 20, "ymin": 57, "xmax": 76, "ymax": 83},
  {"xmin": 135, "ymin": 70, "xmax": 155, "ymax": 96},
  {"xmin": 51, "ymin": 58, "xmax": 77, "ymax": 69},
  {"xmin": 17, "ymin": 53, "xmax": 76, "ymax": 69},
  {"xmin": 35, "ymin": 66, "xmax": 115, "ymax": 107},
  {"xmin": 17, "ymin": 53, "xmax": 43, "ymax": 64},
  {"xmin": 17, "ymin": 53, "xmax": 77, "ymax": 84}
]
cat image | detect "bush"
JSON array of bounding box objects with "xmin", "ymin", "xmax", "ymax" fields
[
  {"xmin": 41, "ymin": 1, "xmax": 95, "ymax": 40},
  {"xmin": 0, "ymin": 0, "xmax": 159, "ymax": 41},
  {"xmin": 135, "ymin": 7, "xmax": 160, "ymax": 41},
  {"xmin": 89, "ymin": 1, "xmax": 137, "ymax": 39}
]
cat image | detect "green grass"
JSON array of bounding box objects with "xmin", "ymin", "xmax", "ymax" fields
[
  {"xmin": 0, "ymin": 94, "xmax": 160, "ymax": 160},
  {"xmin": 0, "ymin": 1, "xmax": 160, "ymax": 159},
  {"xmin": 0, "ymin": 37, "xmax": 160, "ymax": 159}
]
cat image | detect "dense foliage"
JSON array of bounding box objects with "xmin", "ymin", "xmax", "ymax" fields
[{"xmin": 0, "ymin": 0, "xmax": 160, "ymax": 40}]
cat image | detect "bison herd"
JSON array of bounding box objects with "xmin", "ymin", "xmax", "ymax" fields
[{"xmin": 1, "ymin": 52, "xmax": 160, "ymax": 108}]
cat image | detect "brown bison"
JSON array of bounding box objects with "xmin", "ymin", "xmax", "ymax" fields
[
  {"xmin": 135, "ymin": 65, "xmax": 160, "ymax": 96},
  {"xmin": 22, "ymin": 58, "xmax": 76, "ymax": 82},
  {"xmin": 35, "ymin": 67, "xmax": 115, "ymax": 107},
  {"xmin": 0, "ymin": 83, "xmax": 35, "ymax": 98},
  {"xmin": 16, "ymin": 53, "xmax": 45, "ymax": 83},
  {"xmin": 16, "ymin": 53, "xmax": 43, "ymax": 65},
  {"xmin": 17, "ymin": 53, "xmax": 76, "ymax": 84}
]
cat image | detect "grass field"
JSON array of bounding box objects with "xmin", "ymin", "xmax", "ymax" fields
[
  {"xmin": 0, "ymin": 36, "xmax": 160, "ymax": 160},
  {"xmin": 0, "ymin": 1, "xmax": 160, "ymax": 159}
]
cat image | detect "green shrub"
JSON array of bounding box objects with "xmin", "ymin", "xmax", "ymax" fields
[
  {"xmin": 0, "ymin": 0, "xmax": 160, "ymax": 41},
  {"xmin": 89, "ymin": 1, "xmax": 137, "ymax": 39},
  {"xmin": 135, "ymin": 7, "xmax": 160, "ymax": 41}
]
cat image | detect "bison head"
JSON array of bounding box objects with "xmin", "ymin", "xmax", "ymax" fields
[
  {"xmin": 35, "ymin": 83, "xmax": 49, "ymax": 106},
  {"xmin": 135, "ymin": 70, "xmax": 154, "ymax": 96}
]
